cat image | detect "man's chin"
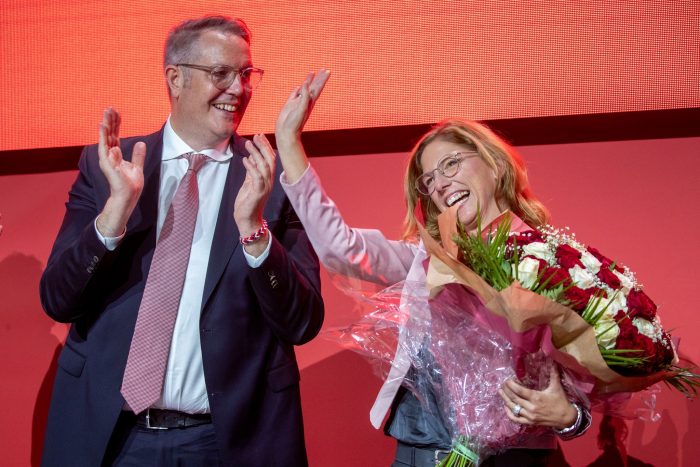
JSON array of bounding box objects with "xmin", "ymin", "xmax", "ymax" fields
[{"xmin": 213, "ymin": 124, "xmax": 238, "ymax": 141}]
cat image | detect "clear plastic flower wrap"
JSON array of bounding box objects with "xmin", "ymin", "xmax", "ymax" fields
[
  {"xmin": 323, "ymin": 280, "xmax": 410, "ymax": 386},
  {"xmin": 407, "ymin": 283, "xmax": 555, "ymax": 463},
  {"xmin": 325, "ymin": 278, "xmax": 555, "ymax": 463}
]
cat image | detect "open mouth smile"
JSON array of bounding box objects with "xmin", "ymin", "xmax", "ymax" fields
[
  {"xmin": 213, "ymin": 103, "xmax": 237, "ymax": 113},
  {"xmin": 446, "ymin": 190, "xmax": 470, "ymax": 207}
]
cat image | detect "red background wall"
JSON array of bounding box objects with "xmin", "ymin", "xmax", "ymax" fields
[
  {"xmin": 1, "ymin": 136, "xmax": 699, "ymax": 465},
  {"xmin": 1, "ymin": 0, "xmax": 698, "ymax": 151}
]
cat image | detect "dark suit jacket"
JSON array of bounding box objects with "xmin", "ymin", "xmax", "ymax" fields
[{"xmin": 39, "ymin": 128, "xmax": 324, "ymax": 467}]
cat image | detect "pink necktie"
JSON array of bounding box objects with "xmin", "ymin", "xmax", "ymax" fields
[{"xmin": 121, "ymin": 152, "xmax": 208, "ymax": 414}]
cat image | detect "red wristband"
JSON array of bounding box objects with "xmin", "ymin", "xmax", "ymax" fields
[{"xmin": 240, "ymin": 219, "xmax": 268, "ymax": 245}]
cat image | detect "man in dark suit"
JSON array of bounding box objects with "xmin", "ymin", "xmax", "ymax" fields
[{"xmin": 39, "ymin": 16, "xmax": 324, "ymax": 466}]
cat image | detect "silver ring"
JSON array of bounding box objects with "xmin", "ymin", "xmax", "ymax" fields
[{"xmin": 511, "ymin": 403, "xmax": 522, "ymax": 417}]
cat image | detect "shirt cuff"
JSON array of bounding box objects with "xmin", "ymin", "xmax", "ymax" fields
[
  {"xmin": 94, "ymin": 218, "xmax": 125, "ymax": 251},
  {"xmin": 243, "ymin": 233, "xmax": 272, "ymax": 268}
]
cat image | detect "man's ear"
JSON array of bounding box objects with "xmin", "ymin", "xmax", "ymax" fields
[{"xmin": 165, "ymin": 65, "xmax": 183, "ymax": 98}]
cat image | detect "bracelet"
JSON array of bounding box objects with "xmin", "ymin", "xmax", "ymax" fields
[
  {"xmin": 553, "ymin": 402, "xmax": 582, "ymax": 436},
  {"xmin": 240, "ymin": 220, "xmax": 268, "ymax": 245}
]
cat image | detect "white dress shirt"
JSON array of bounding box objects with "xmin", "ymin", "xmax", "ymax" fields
[{"xmin": 96, "ymin": 118, "xmax": 270, "ymax": 413}]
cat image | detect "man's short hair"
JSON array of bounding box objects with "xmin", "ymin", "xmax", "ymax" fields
[{"xmin": 164, "ymin": 16, "xmax": 251, "ymax": 68}]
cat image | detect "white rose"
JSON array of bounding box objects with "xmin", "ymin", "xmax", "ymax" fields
[
  {"xmin": 633, "ymin": 317, "xmax": 661, "ymax": 340},
  {"xmin": 590, "ymin": 296, "xmax": 620, "ymax": 319},
  {"xmin": 580, "ymin": 251, "xmax": 602, "ymax": 274},
  {"xmin": 594, "ymin": 314, "xmax": 620, "ymax": 350},
  {"xmin": 613, "ymin": 270, "xmax": 634, "ymax": 293},
  {"xmin": 569, "ymin": 265, "xmax": 596, "ymax": 289},
  {"xmin": 517, "ymin": 257, "xmax": 541, "ymax": 289},
  {"xmin": 522, "ymin": 242, "xmax": 553, "ymax": 262},
  {"xmin": 610, "ymin": 291, "xmax": 628, "ymax": 312}
]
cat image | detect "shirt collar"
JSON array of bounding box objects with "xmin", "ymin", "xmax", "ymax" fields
[{"xmin": 162, "ymin": 116, "xmax": 234, "ymax": 162}]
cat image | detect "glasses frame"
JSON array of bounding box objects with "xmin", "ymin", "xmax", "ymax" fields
[
  {"xmin": 176, "ymin": 63, "xmax": 264, "ymax": 90},
  {"xmin": 415, "ymin": 152, "xmax": 476, "ymax": 196}
]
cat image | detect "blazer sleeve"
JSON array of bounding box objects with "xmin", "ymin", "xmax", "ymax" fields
[
  {"xmin": 280, "ymin": 165, "xmax": 419, "ymax": 287},
  {"xmin": 39, "ymin": 144, "xmax": 112, "ymax": 322},
  {"xmin": 246, "ymin": 199, "xmax": 325, "ymax": 346}
]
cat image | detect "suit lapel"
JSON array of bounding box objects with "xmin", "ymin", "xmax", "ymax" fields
[
  {"xmin": 126, "ymin": 130, "xmax": 163, "ymax": 238},
  {"xmin": 201, "ymin": 135, "xmax": 248, "ymax": 311}
]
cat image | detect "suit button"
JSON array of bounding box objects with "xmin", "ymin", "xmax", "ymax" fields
[{"xmin": 268, "ymin": 271, "xmax": 279, "ymax": 289}]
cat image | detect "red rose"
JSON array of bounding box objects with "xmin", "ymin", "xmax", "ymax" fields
[
  {"xmin": 614, "ymin": 311, "xmax": 636, "ymax": 337},
  {"xmin": 587, "ymin": 245, "xmax": 623, "ymax": 272},
  {"xmin": 513, "ymin": 230, "xmax": 544, "ymax": 245},
  {"xmin": 564, "ymin": 286, "xmax": 593, "ymax": 312},
  {"xmin": 555, "ymin": 244, "xmax": 584, "ymax": 269},
  {"xmin": 612, "ymin": 311, "xmax": 674, "ymax": 374},
  {"xmin": 597, "ymin": 267, "xmax": 621, "ymax": 289},
  {"xmin": 540, "ymin": 266, "xmax": 571, "ymax": 289},
  {"xmin": 612, "ymin": 314, "xmax": 653, "ymax": 374},
  {"xmin": 627, "ymin": 289, "xmax": 657, "ymax": 320},
  {"xmin": 655, "ymin": 332, "xmax": 675, "ymax": 369},
  {"xmin": 505, "ymin": 231, "xmax": 543, "ymax": 258},
  {"xmin": 587, "ymin": 246, "xmax": 611, "ymax": 265}
]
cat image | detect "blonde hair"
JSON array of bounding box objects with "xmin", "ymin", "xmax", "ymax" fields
[{"xmin": 402, "ymin": 119, "xmax": 550, "ymax": 240}]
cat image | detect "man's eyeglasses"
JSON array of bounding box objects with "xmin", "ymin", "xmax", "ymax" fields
[
  {"xmin": 415, "ymin": 152, "xmax": 476, "ymax": 196},
  {"xmin": 177, "ymin": 64, "xmax": 264, "ymax": 91}
]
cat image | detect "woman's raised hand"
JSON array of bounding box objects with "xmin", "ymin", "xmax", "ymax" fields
[
  {"xmin": 275, "ymin": 70, "xmax": 330, "ymax": 146},
  {"xmin": 273, "ymin": 71, "xmax": 330, "ymax": 183}
]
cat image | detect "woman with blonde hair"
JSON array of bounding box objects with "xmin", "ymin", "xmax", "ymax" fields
[
  {"xmin": 246, "ymin": 71, "xmax": 591, "ymax": 466},
  {"xmin": 402, "ymin": 119, "xmax": 549, "ymax": 241}
]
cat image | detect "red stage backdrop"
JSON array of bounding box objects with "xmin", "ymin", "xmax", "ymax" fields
[
  {"xmin": 0, "ymin": 0, "xmax": 698, "ymax": 150},
  {"xmin": 1, "ymin": 1, "xmax": 699, "ymax": 466},
  {"xmin": 1, "ymin": 137, "xmax": 699, "ymax": 466}
]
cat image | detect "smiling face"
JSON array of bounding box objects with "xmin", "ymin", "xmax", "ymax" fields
[
  {"xmin": 167, "ymin": 29, "xmax": 252, "ymax": 150},
  {"xmin": 419, "ymin": 138, "xmax": 502, "ymax": 230}
]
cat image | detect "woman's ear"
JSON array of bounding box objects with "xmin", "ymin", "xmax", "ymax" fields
[{"xmin": 165, "ymin": 65, "xmax": 183, "ymax": 98}]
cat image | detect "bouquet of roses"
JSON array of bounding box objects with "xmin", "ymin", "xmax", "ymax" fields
[
  {"xmin": 447, "ymin": 211, "xmax": 698, "ymax": 393},
  {"xmin": 413, "ymin": 208, "xmax": 699, "ymax": 466}
]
